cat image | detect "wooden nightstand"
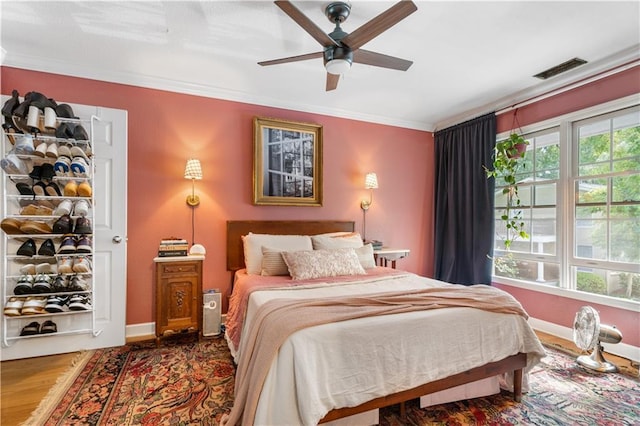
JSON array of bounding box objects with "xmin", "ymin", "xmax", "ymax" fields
[
  {"xmin": 373, "ymin": 248, "xmax": 410, "ymax": 269},
  {"xmin": 154, "ymin": 256, "xmax": 204, "ymax": 344}
]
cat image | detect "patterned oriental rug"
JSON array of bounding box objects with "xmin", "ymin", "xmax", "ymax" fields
[{"xmin": 25, "ymin": 337, "xmax": 639, "ymax": 425}]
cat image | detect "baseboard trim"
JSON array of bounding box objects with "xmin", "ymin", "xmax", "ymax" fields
[
  {"xmin": 126, "ymin": 315, "xmax": 227, "ymax": 343},
  {"xmin": 529, "ymin": 317, "xmax": 639, "ymax": 363}
]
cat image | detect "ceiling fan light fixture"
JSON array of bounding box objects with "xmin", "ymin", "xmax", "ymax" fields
[{"xmin": 326, "ymin": 58, "xmax": 352, "ymax": 75}]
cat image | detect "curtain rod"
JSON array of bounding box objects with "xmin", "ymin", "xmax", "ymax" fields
[{"xmin": 495, "ymin": 59, "xmax": 639, "ymax": 115}]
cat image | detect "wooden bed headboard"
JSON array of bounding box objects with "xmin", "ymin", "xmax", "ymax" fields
[{"xmin": 226, "ymin": 220, "xmax": 355, "ymax": 271}]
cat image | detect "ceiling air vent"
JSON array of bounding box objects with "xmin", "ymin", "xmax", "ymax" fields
[{"xmin": 533, "ymin": 57, "xmax": 588, "ymax": 80}]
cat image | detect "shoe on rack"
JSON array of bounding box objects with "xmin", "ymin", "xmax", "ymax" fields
[
  {"xmin": 17, "ymin": 238, "xmax": 36, "ymax": 256},
  {"xmin": 1, "ymin": 152, "xmax": 28, "ymax": 175},
  {"xmin": 69, "ymin": 276, "xmax": 90, "ymax": 292},
  {"xmin": 2, "ymin": 89, "xmax": 21, "ymax": 119},
  {"xmin": 34, "ymin": 141, "xmax": 48, "ymax": 157},
  {"xmin": 36, "ymin": 262, "xmax": 57, "ymax": 274},
  {"xmin": 52, "ymin": 275, "xmax": 69, "ymax": 292},
  {"xmin": 55, "ymin": 122, "xmax": 74, "ymax": 139},
  {"xmin": 63, "ymin": 181, "xmax": 78, "ymax": 197},
  {"xmin": 70, "ymin": 145, "xmax": 89, "ymax": 160},
  {"xmin": 32, "ymin": 181, "xmax": 47, "ymax": 196},
  {"xmin": 45, "ymin": 182, "xmax": 61, "ymax": 197},
  {"xmin": 40, "ymin": 319, "xmax": 58, "ymax": 334},
  {"xmin": 45, "ymin": 296, "xmax": 68, "ymax": 313},
  {"xmin": 73, "ymin": 199, "xmax": 90, "ymax": 217},
  {"xmin": 40, "ymin": 163, "xmax": 55, "ymax": 181},
  {"xmin": 20, "ymin": 220, "xmax": 53, "ymax": 234},
  {"xmin": 77, "ymin": 182, "xmax": 92, "ymax": 197},
  {"xmin": 55, "ymin": 104, "xmax": 78, "ymax": 119},
  {"xmin": 33, "ymin": 274, "xmax": 53, "ymax": 293},
  {"xmin": 74, "ymin": 217, "xmax": 92, "ymax": 234},
  {"xmin": 16, "ymin": 182, "xmax": 35, "ymax": 195},
  {"xmin": 58, "ymin": 236, "xmax": 77, "ymax": 254},
  {"xmin": 14, "ymin": 275, "xmax": 34, "ymax": 295},
  {"xmin": 19, "ymin": 263, "xmax": 36, "ymax": 275},
  {"xmin": 54, "ymin": 155, "xmax": 72, "ymax": 177},
  {"xmin": 54, "ymin": 199, "xmax": 73, "ymax": 216},
  {"xmin": 29, "ymin": 165, "xmax": 42, "ymax": 180},
  {"xmin": 20, "ymin": 321, "xmax": 41, "ymax": 336},
  {"xmin": 72, "ymin": 256, "xmax": 92, "ymax": 273},
  {"xmin": 21, "ymin": 296, "xmax": 47, "ymax": 315},
  {"xmin": 70, "ymin": 156, "xmax": 89, "ymax": 177},
  {"xmin": 45, "ymin": 143, "xmax": 58, "ymax": 158},
  {"xmin": 69, "ymin": 295, "xmax": 91, "ymax": 311},
  {"xmin": 57, "ymin": 144, "xmax": 72, "ymax": 158},
  {"xmin": 20, "ymin": 204, "xmax": 53, "ymax": 216},
  {"xmin": 13, "ymin": 134, "xmax": 35, "ymax": 155},
  {"xmin": 57, "ymin": 257, "xmax": 74, "ymax": 274},
  {"xmin": 76, "ymin": 236, "xmax": 92, "ymax": 253},
  {"xmin": 38, "ymin": 239, "xmax": 57, "ymax": 256},
  {"xmin": 1, "ymin": 218, "xmax": 24, "ymax": 234},
  {"xmin": 73, "ymin": 125, "xmax": 89, "ymax": 141},
  {"xmin": 4, "ymin": 297, "xmax": 25, "ymax": 317},
  {"xmin": 53, "ymin": 214, "xmax": 73, "ymax": 234}
]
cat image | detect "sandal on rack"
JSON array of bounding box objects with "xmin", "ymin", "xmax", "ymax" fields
[
  {"xmin": 20, "ymin": 321, "xmax": 41, "ymax": 336},
  {"xmin": 40, "ymin": 320, "xmax": 57, "ymax": 334}
]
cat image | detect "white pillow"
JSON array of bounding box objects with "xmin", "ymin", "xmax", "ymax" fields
[
  {"xmin": 242, "ymin": 233, "xmax": 313, "ymax": 275},
  {"xmin": 260, "ymin": 247, "xmax": 290, "ymax": 276},
  {"xmin": 311, "ymin": 232, "xmax": 363, "ymax": 250},
  {"xmin": 282, "ymin": 248, "xmax": 366, "ymax": 280},
  {"xmin": 356, "ymin": 244, "xmax": 376, "ymax": 269}
]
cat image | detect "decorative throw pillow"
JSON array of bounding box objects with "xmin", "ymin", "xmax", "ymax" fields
[
  {"xmin": 355, "ymin": 244, "xmax": 376, "ymax": 269},
  {"xmin": 311, "ymin": 232, "xmax": 363, "ymax": 250},
  {"xmin": 282, "ymin": 248, "xmax": 366, "ymax": 280},
  {"xmin": 260, "ymin": 247, "xmax": 290, "ymax": 276},
  {"xmin": 242, "ymin": 233, "xmax": 313, "ymax": 275}
]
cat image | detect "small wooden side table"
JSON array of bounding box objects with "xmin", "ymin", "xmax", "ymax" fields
[{"xmin": 154, "ymin": 255, "xmax": 204, "ymax": 344}]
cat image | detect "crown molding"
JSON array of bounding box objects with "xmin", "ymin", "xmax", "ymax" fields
[{"xmin": 2, "ymin": 53, "xmax": 434, "ymax": 132}]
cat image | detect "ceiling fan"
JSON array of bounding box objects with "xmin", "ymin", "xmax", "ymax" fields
[{"xmin": 259, "ymin": 0, "xmax": 417, "ymax": 91}]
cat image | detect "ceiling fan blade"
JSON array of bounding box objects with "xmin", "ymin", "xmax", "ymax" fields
[
  {"xmin": 326, "ymin": 73, "xmax": 340, "ymax": 91},
  {"xmin": 275, "ymin": 1, "xmax": 339, "ymax": 47},
  {"xmin": 353, "ymin": 49, "xmax": 413, "ymax": 71},
  {"xmin": 340, "ymin": 0, "xmax": 417, "ymax": 50},
  {"xmin": 259, "ymin": 51, "xmax": 323, "ymax": 66}
]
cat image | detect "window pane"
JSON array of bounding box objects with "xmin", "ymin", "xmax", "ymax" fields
[
  {"xmin": 578, "ymin": 122, "xmax": 610, "ymax": 168},
  {"xmin": 531, "ymin": 207, "xmax": 556, "ymax": 255},
  {"xmin": 575, "ymin": 219, "xmax": 607, "ymax": 260},
  {"xmin": 610, "ymin": 218, "xmax": 640, "ymax": 263},
  {"xmin": 576, "ymin": 178, "xmax": 607, "ymax": 204},
  {"xmin": 612, "ymin": 175, "xmax": 640, "ymax": 202},
  {"xmin": 494, "ymin": 255, "xmax": 559, "ymax": 285},
  {"xmin": 612, "ymin": 111, "xmax": 640, "ymax": 161},
  {"xmin": 534, "ymin": 183, "xmax": 556, "ymax": 206},
  {"xmin": 574, "ymin": 267, "xmax": 640, "ymax": 302}
]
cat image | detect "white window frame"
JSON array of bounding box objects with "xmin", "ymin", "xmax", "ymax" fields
[{"xmin": 493, "ymin": 94, "xmax": 640, "ymax": 313}]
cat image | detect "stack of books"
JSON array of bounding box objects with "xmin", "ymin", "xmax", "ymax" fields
[{"xmin": 158, "ymin": 238, "xmax": 189, "ymax": 257}]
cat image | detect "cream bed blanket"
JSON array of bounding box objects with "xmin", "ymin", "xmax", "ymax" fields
[{"xmin": 222, "ymin": 272, "xmax": 545, "ymax": 425}]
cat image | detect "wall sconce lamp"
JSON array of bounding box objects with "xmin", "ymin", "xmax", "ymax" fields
[
  {"xmin": 360, "ymin": 172, "xmax": 378, "ymax": 242},
  {"xmin": 184, "ymin": 159, "xmax": 203, "ymax": 206}
]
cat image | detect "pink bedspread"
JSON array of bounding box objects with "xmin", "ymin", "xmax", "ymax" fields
[{"xmin": 225, "ymin": 267, "xmax": 404, "ymax": 355}]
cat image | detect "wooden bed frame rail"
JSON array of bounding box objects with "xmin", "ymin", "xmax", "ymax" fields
[{"xmin": 320, "ymin": 352, "xmax": 526, "ymax": 423}]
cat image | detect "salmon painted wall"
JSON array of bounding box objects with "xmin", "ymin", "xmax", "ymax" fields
[
  {"xmin": 1, "ymin": 67, "xmax": 434, "ymax": 325},
  {"xmin": 495, "ymin": 65, "xmax": 640, "ymax": 348}
]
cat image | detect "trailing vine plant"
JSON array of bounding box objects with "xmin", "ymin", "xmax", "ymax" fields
[{"xmin": 485, "ymin": 132, "xmax": 530, "ymax": 250}]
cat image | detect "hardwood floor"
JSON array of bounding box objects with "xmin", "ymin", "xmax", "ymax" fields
[{"xmin": 1, "ymin": 332, "xmax": 637, "ymax": 426}]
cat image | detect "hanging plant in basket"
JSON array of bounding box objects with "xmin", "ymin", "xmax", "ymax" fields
[{"xmin": 485, "ymin": 132, "xmax": 530, "ymax": 250}]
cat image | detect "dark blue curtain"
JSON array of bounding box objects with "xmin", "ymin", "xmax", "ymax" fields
[{"xmin": 433, "ymin": 113, "xmax": 496, "ymax": 285}]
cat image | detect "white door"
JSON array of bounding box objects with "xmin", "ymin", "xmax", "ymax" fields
[{"xmin": 0, "ymin": 103, "xmax": 127, "ymax": 360}]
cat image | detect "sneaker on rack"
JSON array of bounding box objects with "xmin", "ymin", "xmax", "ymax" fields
[
  {"xmin": 68, "ymin": 295, "xmax": 91, "ymax": 311},
  {"xmin": 33, "ymin": 274, "xmax": 53, "ymax": 293},
  {"xmin": 76, "ymin": 236, "xmax": 92, "ymax": 253},
  {"xmin": 69, "ymin": 275, "xmax": 90, "ymax": 292},
  {"xmin": 72, "ymin": 256, "xmax": 92, "ymax": 273},
  {"xmin": 57, "ymin": 235, "xmax": 77, "ymax": 254},
  {"xmin": 45, "ymin": 296, "xmax": 68, "ymax": 313},
  {"xmin": 57, "ymin": 256, "xmax": 74, "ymax": 274}
]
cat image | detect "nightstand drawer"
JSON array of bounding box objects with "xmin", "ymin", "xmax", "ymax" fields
[{"xmin": 161, "ymin": 263, "xmax": 198, "ymax": 274}]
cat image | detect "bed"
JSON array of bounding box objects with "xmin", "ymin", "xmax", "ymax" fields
[{"xmin": 222, "ymin": 220, "xmax": 545, "ymax": 426}]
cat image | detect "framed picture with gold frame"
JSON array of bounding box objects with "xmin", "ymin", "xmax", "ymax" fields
[{"xmin": 253, "ymin": 116, "xmax": 323, "ymax": 206}]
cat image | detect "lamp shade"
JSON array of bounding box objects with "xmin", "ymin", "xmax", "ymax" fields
[
  {"xmin": 365, "ymin": 172, "xmax": 378, "ymax": 189},
  {"xmin": 184, "ymin": 159, "xmax": 203, "ymax": 180}
]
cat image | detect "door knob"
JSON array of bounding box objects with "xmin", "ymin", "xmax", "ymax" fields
[{"xmin": 112, "ymin": 236, "xmax": 123, "ymax": 244}]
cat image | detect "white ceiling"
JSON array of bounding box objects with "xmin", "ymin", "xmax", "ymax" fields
[{"xmin": 1, "ymin": 1, "xmax": 639, "ymax": 131}]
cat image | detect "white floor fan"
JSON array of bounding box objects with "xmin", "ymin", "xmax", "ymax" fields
[{"xmin": 573, "ymin": 306, "xmax": 623, "ymax": 373}]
